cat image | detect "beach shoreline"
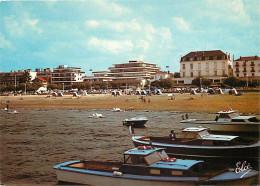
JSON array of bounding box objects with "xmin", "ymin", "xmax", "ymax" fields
[{"xmin": 1, "ymin": 92, "xmax": 259, "ymax": 114}]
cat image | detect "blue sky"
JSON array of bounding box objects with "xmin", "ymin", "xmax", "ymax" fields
[{"xmin": 0, "ymin": 0, "xmax": 259, "ymax": 75}]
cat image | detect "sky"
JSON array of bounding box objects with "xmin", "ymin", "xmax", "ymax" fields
[{"xmin": 0, "ymin": 0, "xmax": 259, "ymax": 75}]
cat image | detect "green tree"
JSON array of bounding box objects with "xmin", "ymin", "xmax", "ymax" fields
[
  {"xmin": 0, "ymin": 84, "xmax": 7, "ymax": 92},
  {"xmin": 192, "ymin": 77, "xmax": 212, "ymax": 87},
  {"xmin": 223, "ymin": 76, "xmax": 239, "ymax": 87},
  {"xmin": 20, "ymin": 71, "xmax": 31, "ymax": 83}
]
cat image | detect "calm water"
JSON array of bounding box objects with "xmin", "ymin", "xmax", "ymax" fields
[{"xmin": 0, "ymin": 109, "xmax": 257, "ymax": 184}]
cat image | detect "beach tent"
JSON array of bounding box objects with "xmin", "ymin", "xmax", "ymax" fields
[
  {"xmin": 112, "ymin": 90, "xmax": 122, "ymax": 96},
  {"xmin": 73, "ymin": 92, "xmax": 79, "ymax": 97},
  {"xmin": 57, "ymin": 92, "xmax": 63, "ymax": 97},
  {"xmin": 216, "ymin": 88, "xmax": 224, "ymax": 94},
  {"xmin": 141, "ymin": 90, "xmax": 147, "ymax": 95},
  {"xmin": 82, "ymin": 91, "xmax": 87, "ymax": 96},
  {"xmin": 52, "ymin": 92, "xmax": 58, "ymax": 97},
  {"xmin": 190, "ymin": 89, "xmax": 197, "ymax": 95},
  {"xmin": 208, "ymin": 88, "xmax": 216, "ymax": 95},
  {"xmin": 154, "ymin": 89, "xmax": 162, "ymax": 95},
  {"xmin": 232, "ymin": 88, "xmax": 238, "ymax": 95},
  {"xmin": 37, "ymin": 87, "xmax": 47, "ymax": 93}
]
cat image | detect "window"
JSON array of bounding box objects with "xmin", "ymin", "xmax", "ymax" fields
[
  {"xmin": 217, "ymin": 56, "xmax": 222, "ymax": 60},
  {"xmin": 236, "ymin": 74, "xmax": 239, "ymax": 77},
  {"xmin": 244, "ymin": 73, "xmax": 247, "ymax": 77},
  {"xmin": 194, "ymin": 57, "xmax": 197, "ymax": 61},
  {"xmin": 198, "ymin": 71, "xmax": 201, "ymax": 76},
  {"xmin": 206, "ymin": 63, "xmax": 209, "ymax": 69},
  {"xmin": 183, "ymin": 64, "xmax": 185, "ymax": 70},
  {"xmin": 214, "ymin": 71, "xmax": 217, "ymax": 76},
  {"xmin": 183, "ymin": 72, "xmax": 185, "ymax": 77},
  {"xmin": 202, "ymin": 56, "xmax": 205, "ymax": 60},
  {"xmin": 209, "ymin": 56, "xmax": 213, "ymax": 60},
  {"xmin": 252, "ymin": 73, "xmax": 254, "ymax": 76},
  {"xmin": 222, "ymin": 70, "xmax": 226, "ymax": 76},
  {"xmin": 186, "ymin": 58, "xmax": 190, "ymax": 61},
  {"xmin": 190, "ymin": 64, "xmax": 193, "ymax": 69},
  {"xmin": 214, "ymin": 62, "xmax": 217, "ymax": 68},
  {"xmin": 206, "ymin": 71, "xmax": 209, "ymax": 76},
  {"xmin": 191, "ymin": 72, "xmax": 193, "ymax": 77},
  {"xmin": 222, "ymin": 62, "xmax": 225, "ymax": 68},
  {"xmin": 198, "ymin": 63, "xmax": 201, "ymax": 69}
]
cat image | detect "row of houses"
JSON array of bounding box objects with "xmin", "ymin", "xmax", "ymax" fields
[{"xmin": 0, "ymin": 50, "xmax": 259, "ymax": 89}]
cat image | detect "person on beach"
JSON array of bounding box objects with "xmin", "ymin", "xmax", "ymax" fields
[{"xmin": 169, "ymin": 130, "xmax": 176, "ymax": 140}]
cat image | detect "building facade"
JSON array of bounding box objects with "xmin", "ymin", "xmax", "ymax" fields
[
  {"xmin": 177, "ymin": 50, "xmax": 232, "ymax": 84},
  {"xmin": 35, "ymin": 68, "xmax": 52, "ymax": 83},
  {"xmin": 51, "ymin": 65, "xmax": 85, "ymax": 87},
  {"xmin": 85, "ymin": 60, "xmax": 160, "ymax": 88},
  {"xmin": 0, "ymin": 69, "xmax": 37, "ymax": 86},
  {"xmin": 233, "ymin": 56, "xmax": 260, "ymax": 85}
]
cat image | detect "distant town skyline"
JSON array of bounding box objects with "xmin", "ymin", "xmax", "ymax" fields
[{"xmin": 0, "ymin": 0, "xmax": 259, "ymax": 75}]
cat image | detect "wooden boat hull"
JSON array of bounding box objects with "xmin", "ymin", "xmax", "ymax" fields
[
  {"xmin": 181, "ymin": 120, "xmax": 260, "ymax": 134},
  {"xmin": 132, "ymin": 137, "xmax": 260, "ymax": 167},
  {"xmin": 54, "ymin": 161, "xmax": 258, "ymax": 185}
]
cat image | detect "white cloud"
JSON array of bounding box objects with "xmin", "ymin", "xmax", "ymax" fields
[
  {"xmin": 88, "ymin": 37, "xmax": 133, "ymax": 54},
  {"xmin": 95, "ymin": 0, "xmax": 130, "ymax": 15},
  {"xmin": 0, "ymin": 33, "xmax": 14, "ymax": 49},
  {"xmin": 205, "ymin": 0, "xmax": 251, "ymax": 24},
  {"xmin": 172, "ymin": 17, "xmax": 190, "ymax": 32},
  {"xmin": 86, "ymin": 20, "xmax": 100, "ymax": 28},
  {"xmin": 85, "ymin": 19, "xmax": 142, "ymax": 32},
  {"xmin": 3, "ymin": 15, "xmax": 42, "ymax": 37}
]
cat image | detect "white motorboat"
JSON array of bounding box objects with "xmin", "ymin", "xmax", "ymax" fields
[
  {"xmin": 88, "ymin": 113, "xmax": 106, "ymax": 118},
  {"xmin": 112, "ymin": 108, "xmax": 123, "ymax": 112},
  {"xmin": 181, "ymin": 110, "xmax": 260, "ymax": 134},
  {"xmin": 7, "ymin": 109, "xmax": 19, "ymax": 114},
  {"xmin": 122, "ymin": 116, "xmax": 148, "ymax": 128}
]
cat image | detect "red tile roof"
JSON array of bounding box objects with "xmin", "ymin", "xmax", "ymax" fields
[
  {"xmin": 37, "ymin": 77, "xmax": 47, "ymax": 82},
  {"xmin": 182, "ymin": 50, "xmax": 226, "ymax": 58},
  {"xmin": 234, "ymin": 56, "xmax": 260, "ymax": 61}
]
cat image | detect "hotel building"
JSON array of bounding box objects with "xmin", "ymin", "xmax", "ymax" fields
[
  {"xmin": 51, "ymin": 65, "xmax": 85, "ymax": 87},
  {"xmin": 85, "ymin": 60, "xmax": 160, "ymax": 88},
  {"xmin": 177, "ymin": 50, "xmax": 232, "ymax": 84},
  {"xmin": 233, "ymin": 56, "xmax": 260, "ymax": 85}
]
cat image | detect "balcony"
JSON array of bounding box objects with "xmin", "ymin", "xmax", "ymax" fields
[
  {"xmin": 251, "ymin": 70, "xmax": 255, "ymax": 72},
  {"xmin": 242, "ymin": 63, "xmax": 246, "ymax": 66},
  {"xmin": 251, "ymin": 63, "xmax": 255, "ymax": 66},
  {"xmin": 243, "ymin": 70, "xmax": 247, "ymax": 72},
  {"xmin": 235, "ymin": 70, "xmax": 240, "ymax": 73},
  {"xmin": 235, "ymin": 64, "xmax": 239, "ymax": 67}
]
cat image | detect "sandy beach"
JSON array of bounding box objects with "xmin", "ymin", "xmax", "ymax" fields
[{"xmin": 1, "ymin": 92, "xmax": 259, "ymax": 114}]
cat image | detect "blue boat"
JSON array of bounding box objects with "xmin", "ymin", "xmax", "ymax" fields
[{"xmin": 53, "ymin": 147, "xmax": 258, "ymax": 185}]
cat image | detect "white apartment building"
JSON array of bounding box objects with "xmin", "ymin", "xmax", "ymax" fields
[
  {"xmin": 51, "ymin": 65, "xmax": 85, "ymax": 87},
  {"xmin": 85, "ymin": 60, "xmax": 160, "ymax": 88},
  {"xmin": 151, "ymin": 71, "xmax": 173, "ymax": 82},
  {"xmin": 234, "ymin": 56, "xmax": 260, "ymax": 84},
  {"xmin": 177, "ymin": 50, "xmax": 232, "ymax": 84}
]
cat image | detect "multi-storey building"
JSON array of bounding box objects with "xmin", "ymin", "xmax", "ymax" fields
[
  {"xmin": 178, "ymin": 50, "xmax": 232, "ymax": 84},
  {"xmin": 35, "ymin": 68, "xmax": 52, "ymax": 83},
  {"xmin": 0, "ymin": 69, "xmax": 37, "ymax": 86},
  {"xmin": 233, "ymin": 56, "xmax": 260, "ymax": 85},
  {"xmin": 85, "ymin": 60, "xmax": 160, "ymax": 88},
  {"xmin": 151, "ymin": 71, "xmax": 173, "ymax": 82},
  {"xmin": 51, "ymin": 65, "xmax": 85, "ymax": 87}
]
